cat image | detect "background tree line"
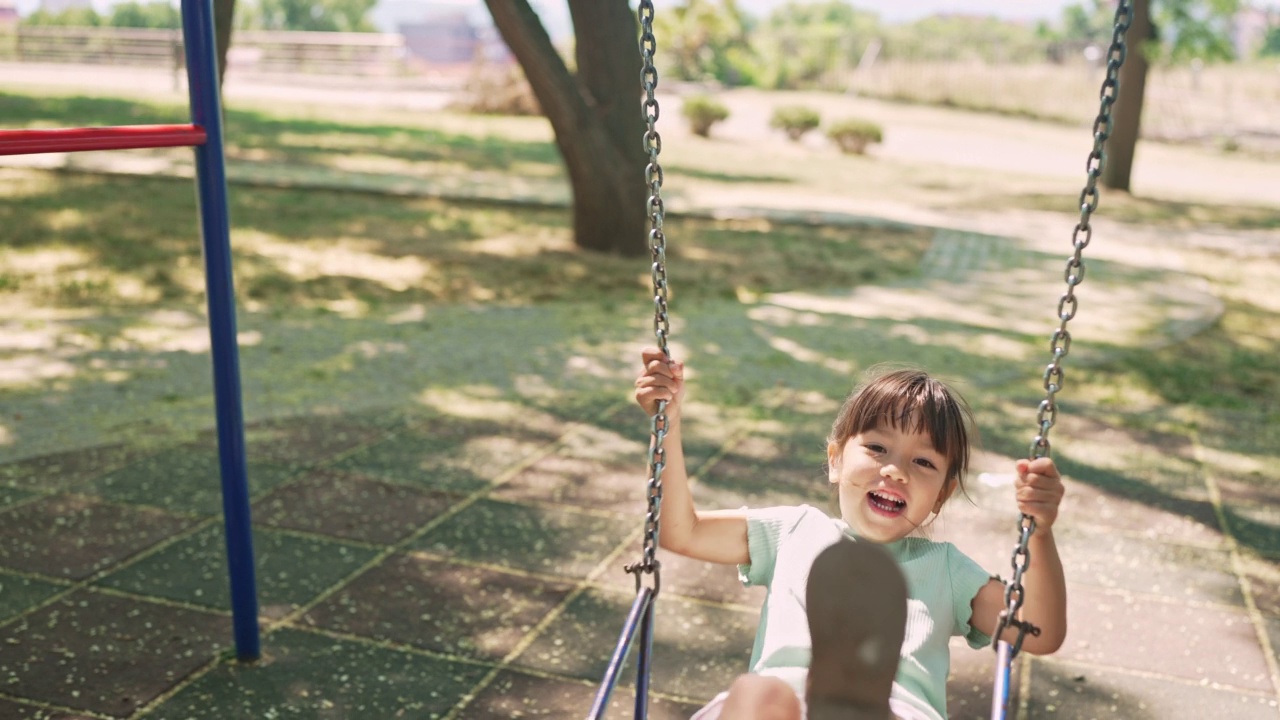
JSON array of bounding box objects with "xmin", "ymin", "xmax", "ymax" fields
[
  {"xmin": 20, "ymin": 0, "xmax": 376, "ymax": 32},
  {"xmin": 653, "ymin": 0, "xmax": 1273, "ymax": 91},
  {"xmin": 20, "ymin": 0, "xmax": 1274, "ymax": 255}
]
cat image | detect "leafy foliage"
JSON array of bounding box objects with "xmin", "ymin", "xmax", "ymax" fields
[
  {"xmin": 826, "ymin": 118, "xmax": 882, "ymax": 154},
  {"xmin": 681, "ymin": 95, "xmax": 731, "ymax": 137},
  {"xmin": 241, "ymin": 0, "xmax": 377, "ymax": 32},
  {"xmin": 108, "ymin": 1, "xmax": 180, "ymax": 29},
  {"xmin": 653, "ymin": 0, "xmax": 758, "ymax": 86},
  {"xmin": 754, "ymin": 1, "xmax": 880, "ymax": 89},
  {"xmin": 769, "ymin": 105, "xmax": 821, "ymax": 141}
]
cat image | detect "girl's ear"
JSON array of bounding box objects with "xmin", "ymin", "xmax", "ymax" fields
[
  {"xmin": 826, "ymin": 441, "xmax": 842, "ymax": 484},
  {"xmin": 933, "ymin": 476, "xmax": 957, "ymax": 513}
]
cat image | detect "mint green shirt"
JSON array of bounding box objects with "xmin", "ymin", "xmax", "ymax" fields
[{"xmin": 737, "ymin": 505, "xmax": 994, "ymax": 720}]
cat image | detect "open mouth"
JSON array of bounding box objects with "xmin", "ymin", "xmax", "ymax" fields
[{"xmin": 867, "ymin": 490, "xmax": 907, "ymax": 517}]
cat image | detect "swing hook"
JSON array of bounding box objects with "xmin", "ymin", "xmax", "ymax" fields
[{"xmin": 625, "ymin": 558, "xmax": 662, "ymax": 597}]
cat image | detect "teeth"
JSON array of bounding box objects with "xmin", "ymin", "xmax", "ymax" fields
[{"xmin": 869, "ymin": 491, "xmax": 906, "ymax": 511}]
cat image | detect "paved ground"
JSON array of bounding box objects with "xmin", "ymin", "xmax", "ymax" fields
[{"xmin": 2, "ymin": 63, "xmax": 1279, "ymax": 719}]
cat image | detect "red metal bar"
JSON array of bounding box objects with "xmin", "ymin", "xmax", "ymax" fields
[{"xmin": 0, "ymin": 124, "xmax": 207, "ymax": 156}]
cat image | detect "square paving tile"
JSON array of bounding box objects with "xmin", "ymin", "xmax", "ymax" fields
[
  {"xmin": 595, "ymin": 552, "xmax": 763, "ymax": 608},
  {"xmin": 148, "ymin": 627, "xmax": 488, "ymax": 719},
  {"xmin": 414, "ymin": 498, "xmax": 632, "ymax": 579},
  {"xmin": 251, "ymin": 469, "xmax": 463, "ymax": 544},
  {"xmin": 0, "ymin": 486, "xmax": 36, "ymax": 509},
  {"xmin": 90, "ymin": 446, "xmax": 298, "ymax": 516},
  {"xmin": 0, "ymin": 588, "xmax": 230, "ymax": 718},
  {"xmin": 1225, "ymin": 503, "xmax": 1280, "ymax": 556},
  {"xmin": 696, "ymin": 460, "xmax": 831, "ymax": 510},
  {"xmin": 1026, "ymin": 657, "xmax": 1280, "ymax": 719},
  {"xmin": 1057, "ymin": 478, "xmax": 1224, "ymax": 549},
  {"xmin": 95, "ymin": 525, "xmax": 379, "ymax": 619},
  {"xmin": 947, "ymin": 637, "xmax": 1017, "ymax": 720},
  {"xmin": 493, "ymin": 455, "xmax": 649, "ymax": 514},
  {"xmin": 1052, "ymin": 421, "xmax": 1210, "ymax": 499},
  {"xmin": 0, "ymin": 495, "xmax": 196, "ymax": 580},
  {"xmin": 1240, "ymin": 554, "xmax": 1280, "ymax": 618},
  {"xmin": 465, "ymin": 669, "xmax": 703, "ymax": 719},
  {"xmin": 303, "ymin": 553, "xmax": 574, "ymax": 660},
  {"xmin": 1057, "ymin": 528, "xmax": 1242, "ymax": 606},
  {"xmin": 514, "ymin": 587, "xmax": 757, "ymax": 702},
  {"xmin": 1056, "ymin": 586, "xmax": 1273, "ymax": 692},
  {"xmin": 0, "ymin": 570, "xmax": 67, "ymax": 623},
  {"xmin": 330, "ymin": 415, "xmax": 558, "ymax": 489},
  {"xmin": 0, "ymin": 698, "xmax": 101, "ymax": 719},
  {"xmin": 198, "ymin": 413, "xmax": 390, "ymax": 466},
  {"xmin": 0, "ymin": 444, "xmax": 147, "ymax": 493},
  {"xmin": 556, "ymin": 418, "xmax": 649, "ymax": 464}
]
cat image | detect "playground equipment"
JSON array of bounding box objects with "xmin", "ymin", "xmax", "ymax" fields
[
  {"xmin": 0, "ymin": 0, "xmax": 261, "ymax": 661},
  {"xmin": 590, "ymin": 1, "xmax": 1135, "ymax": 718}
]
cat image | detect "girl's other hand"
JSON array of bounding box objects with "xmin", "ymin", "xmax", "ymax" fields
[{"xmin": 634, "ymin": 347, "xmax": 683, "ymax": 416}]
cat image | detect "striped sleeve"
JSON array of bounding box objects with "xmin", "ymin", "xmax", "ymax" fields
[{"xmin": 736, "ymin": 505, "xmax": 815, "ymax": 588}]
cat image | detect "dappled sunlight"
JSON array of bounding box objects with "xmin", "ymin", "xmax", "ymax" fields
[
  {"xmin": 464, "ymin": 233, "xmax": 576, "ymax": 257},
  {"xmin": 42, "ymin": 207, "xmax": 89, "ymax": 232},
  {"xmin": 416, "ymin": 387, "xmax": 557, "ymax": 428},
  {"xmin": 0, "ymin": 354, "xmax": 78, "ymax": 386},
  {"xmin": 1, "ymin": 246, "xmax": 88, "ymax": 274},
  {"xmin": 326, "ymin": 152, "xmax": 467, "ymax": 176},
  {"xmin": 1197, "ymin": 446, "xmax": 1277, "ymax": 480},
  {"xmin": 759, "ymin": 333, "xmax": 856, "ymax": 376},
  {"xmin": 249, "ymin": 234, "xmax": 434, "ymax": 292}
]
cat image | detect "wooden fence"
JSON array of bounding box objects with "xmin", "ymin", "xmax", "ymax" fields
[{"xmin": 0, "ymin": 26, "xmax": 408, "ymax": 77}]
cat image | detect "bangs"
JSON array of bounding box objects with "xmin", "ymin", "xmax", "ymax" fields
[{"xmin": 830, "ymin": 368, "xmax": 972, "ymax": 481}]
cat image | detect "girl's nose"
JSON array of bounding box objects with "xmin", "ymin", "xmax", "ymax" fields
[{"xmin": 880, "ymin": 462, "xmax": 907, "ymax": 483}]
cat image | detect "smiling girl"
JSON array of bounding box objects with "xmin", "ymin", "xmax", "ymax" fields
[{"xmin": 633, "ymin": 349, "xmax": 1067, "ymax": 720}]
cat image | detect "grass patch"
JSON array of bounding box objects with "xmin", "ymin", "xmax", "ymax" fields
[
  {"xmin": 0, "ymin": 168, "xmax": 930, "ymax": 311},
  {"xmin": 1003, "ymin": 192, "xmax": 1280, "ymax": 232}
]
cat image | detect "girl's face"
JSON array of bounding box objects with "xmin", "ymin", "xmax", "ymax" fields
[{"xmin": 828, "ymin": 425, "xmax": 953, "ymax": 543}]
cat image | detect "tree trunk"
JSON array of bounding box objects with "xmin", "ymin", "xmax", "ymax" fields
[
  {"xmin": 213, "ymin": 0, "xmax": 235, "ymax": 88},
  {"xmin": 483, "ymin": 0, "xmax": 648, "ymax": 256},
  {"xmin": 1102, "ymin": 0, "xmax": 1152, "ymax": 192}
]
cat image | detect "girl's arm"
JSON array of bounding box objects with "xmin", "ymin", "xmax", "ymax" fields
[
  {"xmin": 635, "ymin": 348, "xmax": 750, "ymax": 566},
  {"xmin": 970, "ymin": 457, "xmax": 1068, "ymax": 655}
]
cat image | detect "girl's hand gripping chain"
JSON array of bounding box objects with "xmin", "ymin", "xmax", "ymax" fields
[
  {"xmin": 635, "ymin": 347, "xmax": 684, "ymax": 418},
  {"xmin": 1014, "ymin": 457, "xmax": 1065, "ymax": 530}
]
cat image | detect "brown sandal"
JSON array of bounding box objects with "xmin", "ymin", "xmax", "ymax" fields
[{"xmin": 805, "ymin": 539, "xmax": 908, "ymax": 720}]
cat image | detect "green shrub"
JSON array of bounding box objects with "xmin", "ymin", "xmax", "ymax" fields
[
  {"xmin": 769, "ymin": 105, "xmax": 821, "ymax": 141},
  {"xmin": 681, "ymin": 95, "xmax": 730, "ymax": 138},
  {"xmin": 826, "ymin": 118, "xmax": 883, "ymax": 154}
]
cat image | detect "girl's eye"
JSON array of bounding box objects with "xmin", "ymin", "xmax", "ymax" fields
[
  {"xmin": 865, "ymin": 443, "xmax": 886, "ymax": 454},
  {"xmin": 914, "ymin": 458, "xmax": 938, "ymax": 470}
]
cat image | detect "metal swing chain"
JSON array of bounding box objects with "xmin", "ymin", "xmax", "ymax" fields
[
  {"xmin": 992, "ymin": 0, "xmax": 1133, "ymax": 658},
  {"xmin": 626, "ymin": 0, "xmax": 670, "ymax": 592}
]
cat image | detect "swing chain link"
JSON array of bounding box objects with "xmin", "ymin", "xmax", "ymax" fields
[
  {"xmin": 627, "ymin": 0, "xmax": 668, "ymax": 592},
  {"xmin": 997, "ymin": 0, "xmax": 1133, "ymax": 659}
]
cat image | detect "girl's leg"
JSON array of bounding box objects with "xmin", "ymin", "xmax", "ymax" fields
[
  {"xmin": 713, "ymin": 674, "xmax": 802, "ymax": 720},
  {"xmin": 804, "ymin": 538, "xmax": 908, "ymax": 720}
]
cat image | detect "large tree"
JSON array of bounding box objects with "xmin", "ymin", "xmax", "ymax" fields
[
  {"xmin": 1101, "ymin": 0, "xmax": 1152, "ymax": 192},
  {"xmin": 1076, "ymin": 0, "xmax": 1240, "ymax": 191},
  {"xmin": 214, "ymin": 0, "xmax": 235, "ymax": 89},
  {"xmin": 484, "ymin": 1, "xmax": 648, "ymax": 255}
]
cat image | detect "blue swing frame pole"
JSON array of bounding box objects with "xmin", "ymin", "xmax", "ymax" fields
[
  {"xmin": 991, "ymin": 640, "xmax": 1014, "ymax": 720},
  {"xmin": 588, "ymin": 587, "xmax": 655, "ymax": 719},
  {"xmin": 634, "ymin": 593, "xmax": 656, "ymax": 719},
  {"xmin": 181, "ymin": 0, "xmax": 261, "ymax": 660}
]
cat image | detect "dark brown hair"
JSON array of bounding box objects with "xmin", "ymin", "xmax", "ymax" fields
[{"xmin": 827, "ymin": 366, "xmax": 976, "ymax": 504}]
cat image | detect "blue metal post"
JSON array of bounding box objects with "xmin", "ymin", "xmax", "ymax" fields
[
  {"xmin": 991, "ymin": 640, "xmax": 1013, "ymax": 720},
  {"xmin": 589, "ymin": 588, "xmax": 654, "ymax": 719},
  {"xmin": 633, "ymin": 599, "xmax": 655, "ymax": 719},
  {"xmin": 180, "ymin": 0, "xmax": 260, "ymax": 660}
]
